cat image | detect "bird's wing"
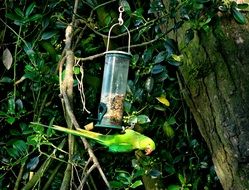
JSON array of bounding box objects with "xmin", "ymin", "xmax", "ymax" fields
[{"xmin": 108, "ymin": 143, "xmax": 134, "ymax": 153}]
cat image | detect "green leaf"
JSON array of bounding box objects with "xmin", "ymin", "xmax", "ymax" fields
[
  {"xmin": 27, "ymin": 156, "xmax": 40, "ymax": 170},
  {"xmin": 148, "ymin": 169, "xmax": 162, "ymax": 178},
  {"xmin": 137, "ymin": 115, "xmax": 151, "ymax": 124},
  {"xmin": 121, "ymin": 0, "xmax": 132, "ymax": 15},
  {"xmin": 154, "ymin": 52, "xmax": 166, "ymax": 64},
  {"xmin": 232, "ymin": 8, "xmax": 246, "ymax": 24},
  {"xmin": 0, "ymin": 77, "xmax": 12, "ymax": 83},
  {"xmin": 8, "ymin": 97, "xmax": 15, "ymax": 114},
  {"xmin": 153, "ymin": 105, "xmax": 166, "ymax": 111},
  {"xmin": 163, "ymin": 122, "xmax": 175, "ymax": 138},
  {"xmin": 27, "ymin": 135, "xmax": 41, "ymax": 146},
  {"xmin": 185, "ymin": 29, "xmax": 194, "ymax": 45},
  {"xmin": 164, "ymin": 38, "xmax": 179, "ymax": 55},
  {"xmin": 151, "ymin": 64, "xmax": 165, "ymax": 74},
  {"xmin": 133, "ymin": 8, "xmax": 144, "ymax": 18},
  {"xmin": 178, "ymin": 173, "xmax": 186, "ymax": 184},
  {"xmin": 32, "ymin": 124, "xmax": 45, "ymax": 133},
  {"xmin": 142, "ymin": 48, "xmax": 153, "ymax": 63},
  {"xmin": 7, "ymin": 139, "xmax": 28, "ymax": 158},
  {"xmin": 110, "ymin": 181, "xmax": 123, "ymax": 188},
  {"xmin": 167, "ymin": 116, "xmax": 176, "ymax": 125},
  {"xmin": 6, "ymin": 117, "xmax": 16, "ymax": 125},
  {"xmin": 167, "ymin": 57, "xmax": 182, "ymax": 66},
  {"xmin": 124, "ymin": 101, "xmax": 131, "ymax": 114},
  {"xmin": 167, "ymin": 184, "xmax": 181, "ymax": 190},
  {"xmin": 5, "ymin": 12, "xmax": 21, "ymax": 21},
  {"xmin": 116, "ymin": 171, "xmax": 131, "ymax": 185},
  {"xmin": 131, "ymin": 54, "xmax": 139, "ymax": 66},
  {"xmin": 131, "ymin": 159, "xmax": 140, "ymax": 169},
  {"xmin": 145, "ymin": 77, "xmax": 154, "ymax": 93},
  {"xmin": 196, "ymin": 0, "xmax": 210, "ymax": 3},
  {"xmin": 73, "ymin": 66, "xmax": 81, "ymax": 75},
  {"xmin": 25, "ymin": 2, "xmax": 36, "ymax": 17},
  {"xmin": 130, "ymin": 180, "xmax": 143, "ymax": 188},
  {"xmin": 171, "ymin": 54, "xmax": 183, "ymax": 62},
  {"xmin": 10, "ymin": 129, "xmax": 21, "ymax": 136},
  {"xmin": 26, "ymin": 14, "xmax": 42, "ymax": 22},
  {"xmin": 6, "ymin": 148, "xmax": 19, "ymax": 159},
  {"xmin": 14, "ymin": 8, "xmax": 24, "ymax": 17},
  {"xmin": 165, "ymin": 164, "xmax": 176, "ymax": 174},
  {"xmin": 237, "ymin": 3, "xmax": 249, "ymax": 9},
  {"xmin": 41, "ymin": 31, "xmax": 58, "ymax": 40},
  {"xmin": 104, "ymin": 15, "xmax": 112, "ymax": 26}
]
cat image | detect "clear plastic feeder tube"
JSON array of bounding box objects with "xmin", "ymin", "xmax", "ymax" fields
[{"xmin": 100, "ymin": 51, "xmax": 131, "ymax": 126}]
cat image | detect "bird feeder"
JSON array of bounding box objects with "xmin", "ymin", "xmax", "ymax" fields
[{"xmin": 95, "ymin": 7, "xmax": 131, "ymax": 129}]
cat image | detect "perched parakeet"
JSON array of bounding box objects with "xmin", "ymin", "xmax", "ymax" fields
[{"xmin": 33, "ymin": 123, "xmax": 156, "ymax": 155}]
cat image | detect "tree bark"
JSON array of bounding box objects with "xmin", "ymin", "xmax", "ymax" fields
[{"xmin": 178, "ymin": 18, "xmax": 249, "ymax": 190}]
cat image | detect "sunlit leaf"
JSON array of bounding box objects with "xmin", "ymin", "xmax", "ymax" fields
[
  {"xmin": 2, "ymin": 48, "xmax": 13, "ymax": 70},
  {"xmin": 163, "ymin": 121, "xmax": 175, "ymax": 138},
  {"xmin": 130, "ymin": 180, "xmax": 143, "ymax": 188},
  {"xmin": 167, "ymin": 184, "xmax": 181, "ymax": 190},
  {"xmin": 178, "ymin": 173, "xmax": 186, "ymax": 184},
  {"xmin": 73, "ymin": 66, "xmax": 80, "ymax": 75},
  {"xmin": 171, "ymin": 54, "xmax": 183, "ymax": 62},
  {"xmin": 6, "ymin": 117, "xmax": 16, "ymax": 125},
  {"xmin": 156, "ymin": 96, "xmax": 170, "ymax": 106}
]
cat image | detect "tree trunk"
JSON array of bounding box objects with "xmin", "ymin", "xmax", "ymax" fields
[{"xmin": 178, "ymin": 18, "xmax": 249, "ymax": 190}]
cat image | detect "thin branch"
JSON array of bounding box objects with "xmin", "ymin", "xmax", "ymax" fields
[
  {"xmin": 75, "ymin": 52, "xmax": 105, "ymax": 61},
  {"xmin": 75, "ymin": 26, "xmax": 174, "ymax": 62}
]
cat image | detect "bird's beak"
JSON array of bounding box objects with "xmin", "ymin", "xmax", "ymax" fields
[{"xmin": 145, "ymin": 147, "xmax": 153, "ymax": 155}]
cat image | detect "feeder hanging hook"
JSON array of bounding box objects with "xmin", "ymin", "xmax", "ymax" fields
[{"xmin": 118, "ymin": 6, "xmax": 124, "ymax": 25}]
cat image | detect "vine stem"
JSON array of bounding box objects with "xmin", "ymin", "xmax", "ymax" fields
[{"xmin": 13, "ymin": 25, "xmax": 22, "ymax": 101}]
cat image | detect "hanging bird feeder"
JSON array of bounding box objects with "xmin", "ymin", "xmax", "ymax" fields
[{"xmin": 95, "ymin": 6, "xmax": 131, "ymax": 129}]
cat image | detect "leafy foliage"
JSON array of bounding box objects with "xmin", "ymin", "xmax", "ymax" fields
[{"xmin": 1, "ymin": 0, "xmax": 244, "ymax": 189}]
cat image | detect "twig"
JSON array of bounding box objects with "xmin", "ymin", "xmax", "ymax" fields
[
  {"xmin": 14, "ymin": 162, "xmax": 25, "ymax": 190},
  {"xmin": 59, "ymin": 1, "xmax": 111, "ymax": 189},
  {"xmin": 75, "ymin": 52, "xmax": 105, "ymax": 61}
]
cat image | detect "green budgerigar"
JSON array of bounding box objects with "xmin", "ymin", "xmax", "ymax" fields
[{"xmin": 34, "ymin": 123, "xmax": 156, "ymax": 155}]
